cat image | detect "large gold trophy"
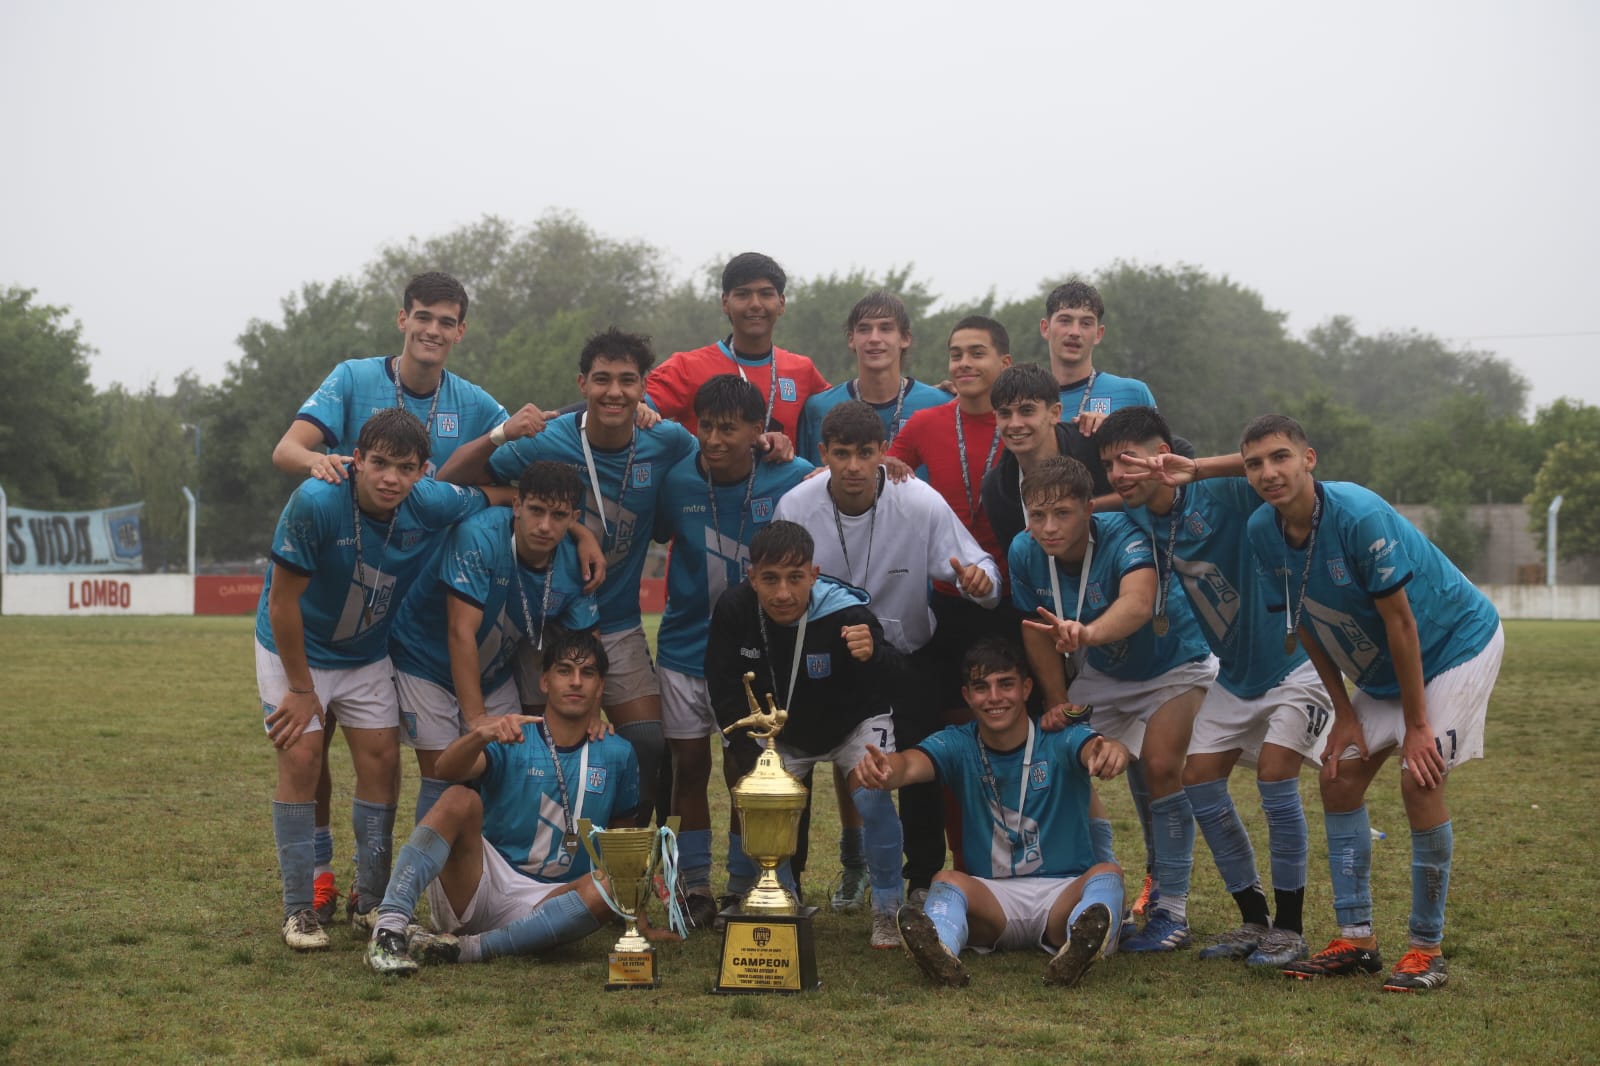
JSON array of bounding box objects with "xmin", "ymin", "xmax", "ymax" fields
[
  {"xmin": 578, "ymin": 815, "xmax": 679, "ymax": 990},
  {"xmin": 714, "ymin": 672, "xmax": 820, "ymax": 993}
]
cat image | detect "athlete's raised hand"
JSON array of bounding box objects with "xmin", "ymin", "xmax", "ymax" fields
[
  {"xmin": 950, "ymin": 557, "xmax": 993, "ymax": 600},
  {"xmin": 856, "ymin": 744, "xmax": 894, "ymax": 790},
  {"xmin": 1022, "ymin": 605, "xmax": 1087, "ymax": 653},
  {"xmin": 842, "ymin": 623, "xmax": 875, "ymax": 661}
]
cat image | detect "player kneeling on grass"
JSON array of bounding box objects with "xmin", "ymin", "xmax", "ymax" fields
[
  {"xmin": 366, "ymin": 628, "xmax": 668, "ymax": 975},
  {"xmin": 1242, "ymin": 414, "xmax": 1504, "ymax": 993},
  {"xmin": 856, "ymin": 639, "xmax": 1129, "ymax": 988}
]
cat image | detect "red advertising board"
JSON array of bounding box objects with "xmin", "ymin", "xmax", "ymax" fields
[{"xmin": 195, "ymin": 574, "xmax": 265, "ymax": 615}]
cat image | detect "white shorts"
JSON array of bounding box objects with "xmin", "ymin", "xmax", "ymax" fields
[
  {"xmin": 775, "ymin": 714, "xmax": 896, "ymax": 780},
  {"xmin": 1346, "ymin": 624, "xmax": 1503, "ymax": 774},
  {"xmin": 969, "ymin": 873, "xmax": 1082, "ymax": 954},
  {"xmin": 1070, "ymin": 657, "xmax": 1218, "ymax": 759},
  {"xmin": 255, "ymin": 640, "xmax": 397, "ymax": 733},
  {"xmin": 424, "ymin": 837, "xmax": 569, "ymax": 935},
  {"xmin": 1189, "ymin": 660, "xmax": 1334, "ymax": 767},
  {"xmin": 658, "ymin": 666, "xmax": 716, "ymax": 741},
  {"xmin": 394, "ymin": 670, "xmax": 521, "ymax": 751},
  {"xmin": 513, "ymin": 626, "xmax": 658, "ymax": 708}
]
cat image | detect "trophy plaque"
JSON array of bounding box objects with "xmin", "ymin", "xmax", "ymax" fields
[{"xmin": 578, "ymin": 815, "xmax": 679, "ymax": 990}]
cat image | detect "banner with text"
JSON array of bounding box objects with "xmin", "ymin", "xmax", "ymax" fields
[{"xmin": 5, "ymin": 503, "xmax": 145, "ymax": 573}]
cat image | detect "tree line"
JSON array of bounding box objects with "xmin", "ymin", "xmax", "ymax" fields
[{"xmin": 2, "ymin": 210, "xmax": 1596, "ymax": 569}]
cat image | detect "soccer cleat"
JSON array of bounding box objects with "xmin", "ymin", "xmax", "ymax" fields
[
  {"xmin": 1281, "ymin": 938, "xmax": 1383, "ymax": 980},
  {"xmin": 896, "ymin": 905, "xmax": 969, "ymax": 987},
  {"xmin": 312, "ymin": 871, "xmax": 339, "ymax": 925},
  {"xmin": 1044, "ymin": 903, "xmax": 1112, "ymax": 987},
  {"xmin": 405, "ymin": 928, "xmax": 462, "ymax": 966},
  {"xmin": 1247, "ymin": 928, "xmax": 1310, "ymax": 968},
  {"xmin": 1382, "ymin": 949, "xmax": 1448, "ymax": 992},
  {"xmin": 365, "ymin": 928, "xmax": 418, "ymax": 975},
  {"xmin": 1198, "ymin": 922, "xmax": 1271, "ymax": 961},
  {"xmin": 870, "ymin": 909, "xmax": 901, "ymax": 950},
  {"xmin": 1130, "ymin": 874, "xmax": 1158, "ymax": 917},
  {"xmin": 1119, "ymin": 909, "xmax": 1192, "ymax": 953},
  {"xmin": 831, "ymin": 865, "xmax": 871, "ymax": 913},
  {"xmin": 346, "ymin": 892, "xmax": 376, "ymax": 936},
  {"xmin": 685, "ymin": 889, "xmax": 719, "ymax": 931},
  {"xmin": 281, "ymin": 908, "xmax": 330, "ymax": 952}
]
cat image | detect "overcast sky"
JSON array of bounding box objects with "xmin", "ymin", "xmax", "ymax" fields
[{"xmin": 5, "ymin": 1, "xmax": 1595, "ymax": 412}]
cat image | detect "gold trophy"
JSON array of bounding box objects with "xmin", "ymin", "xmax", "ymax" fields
[
  {"xmin": 714, "ymin": 672, "xmax": 820, "ymax": 993},
  {"xmin": 578, "ymin": 815, "xmax": 679, "ymax": 990}
]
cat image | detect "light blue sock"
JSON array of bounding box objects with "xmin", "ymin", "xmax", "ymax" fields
[
  {"xmin": 1069, "ymin": 870, "xmax": 1126, "ymax": 950},
  {"xmin": 352, "ymin": 799, "xmax": 397, "ymax": 912},
  {"xmin": 616, "ymin": 720, "xmax": 665, "ymax": 821},
  {"xmin": 1089, "ymin": 818, "xmax": 1116, "ymax": 867},
  {"xmin": 1258, "ymin": 777, "xmax": 1309, "ymax": 892},
  {"xmin": 840, "ymin": 825, "xmax": 866, "ymax": 868},
  {"xmin": 414, "ymin": 777, "xmax": 450, "ymax": 824},
  {"xmin": 468, "ymin": 888, "xmax": 602, "ymax": 961},
  {"xmin": 1187, "ymin": 777, "xmax": 1259, "ymax": 894},
  {"xmin": 313, "ymin": 824, "xmax": 334, "ymax": 873},
  {"xmin": 1149, "ymin": 791, "xmax": 1195, "ymax": 920},
  {"xmin": 1324, "ymin": 806, "xmax": 1373, "ymax": 929},
  {"xmin": 726, "ymin": 833, "xmax": 757, "ymax": 895},
  {"xmin": 678, "ymin": 828, "xmax": 713, "ymax": 891},
  {"xmin": 1408, "ymin": 820, "xmax": 1452, "ymax": 947},
  {"xmin": 273, "ymin": 801, "xmax": 317, "ymax": 919},
  {"xmin": 1126, "ymin": 760, "xmax": 1156, "ymax": 874},
  {"xmin": 374, "ymin": 825, "xmax": 451, "ymax": 934},
  {"xmin": 852, "ymin": 786, "xmax": 905, "ymax": 911},
  {"xmin": 923, "ymin": 881, "xmax": 969, "ymax": 956}
]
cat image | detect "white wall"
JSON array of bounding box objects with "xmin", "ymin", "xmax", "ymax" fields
[
  {"xmin": 1480, "ymin": 585, "xmax": 1600, "ymax": 621},
  {"xmin": 1, "ymin": 575, "xmax": 194, "ymax": 616}
]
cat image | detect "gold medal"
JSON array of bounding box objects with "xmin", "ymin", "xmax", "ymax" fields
[
  {"xmin": 1152, "ymin": 614, "xmax": 1170, "ymax": 637},
  {"xmin": 1283, "ymin": 632, "xmax": 1297, "ymax": 655}
]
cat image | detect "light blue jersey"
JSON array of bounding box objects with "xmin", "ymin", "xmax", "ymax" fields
[
  {"xmin": 654, "ymin": 450, "xmax": 813, "ymax": 677},
  {"xmin": 1246, "ymin": 481, "xmax": 1501, "ymax": 699},
  {"xmin": 795, "ymin": 378, "xmax": 950, "ymax": 464},
  {"xmin": 389, "ymin": 507, "xmax": 599, "ymax": 692},
  {"xmin": 917, "ymin": 720, "xmax": 1098, "ymax": 879},
  {"xmin": 255, "ymin": 477, "xmax": 488, "ymax": 668},
  {"xmin": 488, "ymin": 413, "xmax": 695, "ymax": 633},
  {"xmin": 1057, "ymin": 371, "xmax": 1156, "ymax": 420},
  {"xmin": 1126, "ymin": 478, "xmax": 1305, "ymax": 699},
  {"xmin": 1009, "ymin": 512, "xmax": 1209, "ymax": 680},
  {"xmin": 296, "ymin": 356, "xmax": 508, "ymax": 476},
  {"xmin": 479, "ymin": 726, "xmax": 640, "ymax": 883}
]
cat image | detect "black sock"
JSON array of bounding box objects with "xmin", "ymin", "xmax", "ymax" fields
[
  {"xmin": 1273, "ymin": 887, "xmax": 1305, "ymax": 934},
  {"xmin": 1232, "ymin": 884, "xmax": 1271, "ymax": 927}
]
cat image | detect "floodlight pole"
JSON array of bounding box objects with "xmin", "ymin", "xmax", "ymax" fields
[
  {"xmin": 182, "ymin": 486, "xmax": 196, "ymax": 576},
  {"xmin": 1546, "ymin": 495, "xmax": 1564, "ymax": 620}
]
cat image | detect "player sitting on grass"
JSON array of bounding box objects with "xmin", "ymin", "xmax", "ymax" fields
[
  {"xmin": 389, "ymin": 461, "xmax": 599, "ymax": 824},
  {"xmin": 705, "ymin": 520, "xmax": 906, "ymax": 948},
  {"xmin": 856, "ymin": 638, "xmax": 1128, "ymax": 988},
  {"xmin": 257, "ymin": 409, "xmax": 496, "ymax": 950},
  {"xmin": 1242, "ymin": 414, "xmax": 1504, "ymax": 993},
  {"xmin": 366, "ymin": 628, "xmax": 661, "ymax": 974}
]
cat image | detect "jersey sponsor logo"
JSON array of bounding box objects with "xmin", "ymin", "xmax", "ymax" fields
[
  {"xmin": 1029, "ymin": 761, "xmax": 1049, "ymax": 789},
  {"xmin": 1087, "ymin": 582, "xmax": 1106, "ymax": 609},
  {"xmin": 1185, "ymin": 511, "xmax": 1211, "ymax": 538},
  {"xmin": 1327, "ymin": 557, "xmax": 1351, "ymax": 585},
  {"xmin": 805, "ymin": 652, "xmax": 832, "ymax": 678},
  {"xmin": 778, "ymin": 378, "xmax": 797, "ymax": 402},
  {"xmin": 740, "ymin": 646, "xmax": 762, "ymax": 659},
  {"xmin": 1125, "ymin": 539, "xmax": 1146, "ymax": 554},
  {"xmin": 752, "ymin": 497, "xmax": 773, "ymax": 521},
  {"xmin": 1368, "ymin": 537, "xmax": 1396, "ymax": 561},
  {"xmin": 1378, "ymin": 566, "xmax": 1396, "ymax": 582},
  {"xmin": 585, "ymin": 766, "xmax": 608, "ymax": 793},
  {"xmin": 437, "ymin": 412, "xmax": 460, "ymax": 438},
  {"xmin": 632, "ymin": 464, "xmax": 652, "ymax": 488}
]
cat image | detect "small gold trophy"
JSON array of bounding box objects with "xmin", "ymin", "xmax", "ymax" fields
[
  {"xmin": 714, "ymin": 672, "xmax": 820, "ymax": 993},
  {"xmin": 578, "ymin": 815, "xmax": 679, "ymax": 990}
]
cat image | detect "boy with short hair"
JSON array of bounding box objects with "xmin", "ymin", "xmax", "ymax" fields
[
  {"xmin": 389, "ymin": 460, "xmax": 600, "ymax": 823},
  {"xmin": 856, "ymin": 638, "xmax": 1129, "ymax": 988},
  {"xmin": 705, "ymin": 521, "xmax": 907, "ymax": 948},
  {"xmin": 1038, "ymin": 279, "xmax": 1155, "ymax": 432},
  {"xmin": 1242, "ymin": 414, "xmax": 1504, "ymax": 992}
]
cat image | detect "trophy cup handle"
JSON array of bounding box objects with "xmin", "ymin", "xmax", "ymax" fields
[{"xmin": 576, "ymin": 818, "xmax": 603, "ymax": 875}]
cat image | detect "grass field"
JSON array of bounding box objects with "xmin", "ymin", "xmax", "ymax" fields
[{"xmin": 2, "ymin": 617, "xmax": 1598, "ymax": 1064}]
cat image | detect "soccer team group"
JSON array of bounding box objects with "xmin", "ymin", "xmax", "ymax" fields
[{"xmin": 255, "ymin": 255, "xmax": 1503, "ymax": 994}]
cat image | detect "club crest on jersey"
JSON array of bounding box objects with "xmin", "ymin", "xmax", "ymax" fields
[
  {"xmin": 1327, "ymin": 557, "xmax": 1351, "ymax": 585},
  {"xmin": 631, "ymin": 464, "xmax": 652, "ymax": 488},
  {"xmin": 806, "ymin": 652, "xmax": 832, "ymax": 679},
  {"xmin": 437, "ymin": 412, "xmax": 459, "ymax": 438},
  {"xmin": 778, "ymin": 377, "xmax": 797, "ymax": 402},
  {"xmin": 585, "ymin": 766, "xmax": 607, "ymax": 793},
  {"xmin": 752, "ymin": 497, "xmax": 773, "ymax": 522},
  {"xmin": 1087, "ymin": 583, "xmax": 1107, "ymax": 609},
  {"xmin": 400, "ymin": 529, "xmax": 425, "ymax": 550},
  {"xmin": 1185, "ymin": 511, "xmax": 1211, "ymax": 537},
  {"xmin": 1088, "ymin": 397, "xmax": 1111, "ymax": 416},
  {"xmin": 1029, "ymin": 761, "xmax": 1050, "ymax": 790}
]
